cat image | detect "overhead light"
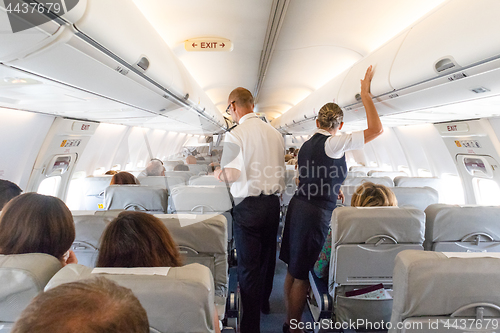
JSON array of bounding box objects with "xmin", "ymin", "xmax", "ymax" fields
[
  {"xmin": 471, "ymin": 87, "xmax": 490, "ymax": 94},
  {"xmin": 2, "ymin": 77, "xmax": 42, "ymax": 86}
]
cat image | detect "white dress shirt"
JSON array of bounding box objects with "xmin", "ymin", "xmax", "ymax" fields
[
  {"xmin": 222, "ymin": 113, "xmax": 285, "ymax": 198},
  {"xmin": 315, "ymin": 129, "xmax": 365, "ymax": 158}
]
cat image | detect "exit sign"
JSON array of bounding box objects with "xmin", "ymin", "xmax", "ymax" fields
[{"xmin": 185, "ymin": 38, "xmax": 233, "ymax": 52}]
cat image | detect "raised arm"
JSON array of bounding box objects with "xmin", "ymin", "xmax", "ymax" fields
[{"xmin": 361, "ymin": 66, "xmax": 383, "ymax": 143}]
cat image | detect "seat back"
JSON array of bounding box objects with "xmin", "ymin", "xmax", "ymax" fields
[
  {"xmin": 45, "ymin": 264, "xmax": 216, "ymax": 333},
  {"xmin": 189, "ymin": 175, "xmax": 224, "ymax": 186},
  {"xmin": 170, "ymin": 185, "xmax": 232, "ymax": 214},
  {"xmin": 164, "ymin": 171, "xmax": 195, "ymax": 183},
  {"xmin": 424, "ymin": 204, "xmax": 500, "ymax": 251},
  {"xmin": 342, "ymin": 176, "xmax": 394, "ymax": 187},
  {"xmin": 156, "ymin": 214, "xmax": 228, "ymax": 318},
  {"xmin": 329, "ymin": 207, "xmax": 425, "ymax": 325},
  {"xmin": 393, "ymin": 176, "xmax": 442, "ymax": 191},
  {"xmin": 346, "ymin": 171, "xmax": 367, "ymax": 178},
  {"xmin": 187, "ymin": 164, "xmax": 209, "ymax": 175},
  {"xmin": 330, "ymin": 206, "xmax": 425, "ymax": 287},
  {"xmin": 0, "ymin": 254, "xmax": 62, "ymax": 327},
  {"xmin": 137, "ymin": 176, "xmax": 186, "ymax": 189},
  {"xmin": 72, "ymin": 214, "xmax": 117, "ymax": 267},
  {"xmin": 340, "ymin": 186, "xmax": 438, "ymax": 211},
  {"xmin": 82, "ymin": 176, "xmax": 113, "ymax": 210},
  {"xmin": 163, "ymin": 160, "xmax": 184, "ymax": 171},
  {"xmin": 104, "ymin": 185, "xmax": 168, "ymax": 214},
  {"xmin": 367, "ymin": 171, "xmax": 408, "ymax": 179},
  {"xmin": 390, "ymin": 251, "xmax": 500, "ymax": 333}
]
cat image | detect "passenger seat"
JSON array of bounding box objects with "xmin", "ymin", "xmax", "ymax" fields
[
  {"xmin": 424, "ymin": 204, "xmax": 500, "ymax": 252},
  {"xmin": 104, "ymin": 185, "xmax": 168, "ymax": 214},
  {"xmin": 0, "ymin": 254, "xmax": 62, "ymax": 332},
  {"xmin": 45, "ymin": 263, "xmax": 217, "ymax": 333},
  {"xmin": 389, "ymin": 250, "xmax": 500, "ymax": 333}
]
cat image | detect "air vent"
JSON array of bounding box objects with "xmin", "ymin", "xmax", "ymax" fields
[
  {"xmin": 115, "ymin": 66, "xmax": 129, "ymax": 75},
  {"xmin": 471, "ymin": 87, "xmax": 490, "ymax": 94},
  {"xmin": 136, "ymin": 56, "xmax": 150, "ymax": 71},
  {"xmin": 355, "ymin": 93, "xmax": 362, "ymax": 102},
  {"xmin": 435, "ymin": 57, "xmax": 458, "ymax": 73}
]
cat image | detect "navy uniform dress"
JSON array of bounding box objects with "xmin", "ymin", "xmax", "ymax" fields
[{"xmin": 280, "ymin": 132, "xmax": 348, "ymax": 280}]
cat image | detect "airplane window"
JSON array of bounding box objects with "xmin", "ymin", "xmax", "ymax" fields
[
  {"xmin": 93, "ymin": 167, "xmax": 105, "ymax": 176},
  {"xmin": 37, "ymin": 176, "xmax": 61, "ymax": 196},
  {"xmin": 474, "ymin": 178, "xmax": 500, "ymax": 206},
  {"xmin": 464, "ymin": 157, "xmax": 488, "ymax": 177},
  {"xmin": 125, "ymin": 162, "xmax": 133, "ymax": 170},
  {"xmin": 398, "ymin": 166, "xmax": 410, "ymax": 175},
  {"xmin": 111, "ymin": 164, "xmax": 121, "ymax": 171},
  {"xmin": 441, "ymin": 173, "xmax": 465, "ymax": 205},
  {"xmin": 137, "ymin": 160, "xmax": 145, "ymax": 168}
]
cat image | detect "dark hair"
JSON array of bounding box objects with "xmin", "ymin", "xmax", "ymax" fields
[
  {"xmin": 0, "ymin": 179, "xmax": 22, "ymax": 210},
  {"xmin": 0, "ymin": 193, "xmax": 75, "ymax": 260},
  {"xmin": 110, "ymin": 172, "xmax": 140, "ymax": 185},
  {"xmin": 97, "ymin": 211, "xmax": 182, "ymax": 268},
  {"xmin": 12, "ymin": 277, "xmax": 149, "ymax": 333},
  {"xmin": 173, "ymin": 164, "xmax": 189, "ymax": 171}
]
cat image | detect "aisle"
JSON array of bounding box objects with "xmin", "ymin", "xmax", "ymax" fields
[{"xmin": 260, "ymin": 254, "xmax": 314, "ymax": 333}]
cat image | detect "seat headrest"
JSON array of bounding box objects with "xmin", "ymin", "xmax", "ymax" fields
[
  {"xmin": 332, "ymin": 206, "xmax": 425, "ymax": 245},
  {"xmin": 137, "ymin": 176, "xmax": 186, "ymax": 189},
  {"xmin": 104, "ymin": 185, "xmax": 168, "ymax": 213},
  {"xmin": 0, "ymin": 254, "xmax": 62, "ymax": 322},
  {"xmin": 46, "ymin": 263, "xmax": 215, "ymax": 333},
  {"xmin": 391, "ymin": 187, "xmax": 438, "ymax": 211},
  {"xmin": 170, "ymin": 185, "xmax": 232, "ymax": 212},
  {"xmin": 425, "ymin": 204, "xmax": 500, "ymax": 244},
  {"xmin": 342, "ymin": 176, "xmax": 394, "ymax": 187},
  {"xmin": 391, "ymin": 250, "xmax": 500, "ymax": 325},
  {"xmin": 73, "ymin": 215, "xmax": 115, "ymax": 248},
  {"xmin": 393, "ymin": 176, "xmax": 442, "ymax": 189},
  {"xmin": 155, "ymin": 214, "xmax": 227, "ymax": 254},
  {"xmin": 340, "ymin": 186, "xmax": 438, "ymax": 211},
  {"xmin": 189, "ymin": 175, "xmax": 224, "ymax": 186}
]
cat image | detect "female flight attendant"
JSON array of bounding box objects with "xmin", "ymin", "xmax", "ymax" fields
[{"xmin": 279, "ymin": 66, "xmax": 383, "ymax": 333}]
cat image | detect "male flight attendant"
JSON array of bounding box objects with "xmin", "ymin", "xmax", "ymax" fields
[{"xmin": 215, "ymin": 87, "xmax": 285, "ymax": 333}]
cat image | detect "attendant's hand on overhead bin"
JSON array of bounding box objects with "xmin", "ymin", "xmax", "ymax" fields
[{"xmin": 360, "ymin": 65, "xmax": 374, "ymax": 96}]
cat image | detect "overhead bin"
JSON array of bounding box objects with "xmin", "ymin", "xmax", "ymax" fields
[
  {"xmin": 337, "ymin": 31, "xmax": 409, "ymax": 108},
  {"xmin": 0, "ymin": 0, "xmax": 225, "ymax": 133},
  {"xmin": 390, "ymin": 0, "xmax": 500, "ymax": 90}
]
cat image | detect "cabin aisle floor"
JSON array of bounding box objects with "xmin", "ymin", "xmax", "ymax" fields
[{"xmin": 260, "ymin": 252, "xmax": 315, "ymax": 333}]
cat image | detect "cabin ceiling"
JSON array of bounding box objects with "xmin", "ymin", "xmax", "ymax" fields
[{"xmin": 133, "ymin": 0, "xmax": 447, "ymax": 121}]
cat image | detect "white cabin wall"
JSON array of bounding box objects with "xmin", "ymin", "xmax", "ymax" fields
[
  {"xmin": 363, "ymin": 128, "xmax": 409, "ymax": 173},
  {"xmin": 0, "ymin": 108, "xmax": 54, "ymax": 189},
  {"xmin": 393, "ymin": 124, "xmax": 458, "ymax": 177},
  {"xmin": 488, "ymin": 117, "xmax": 500, "ymax": 143}
]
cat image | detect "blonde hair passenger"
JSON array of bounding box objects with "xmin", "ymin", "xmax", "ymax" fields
[{"xmin": 351, "ymin": 182, "xmax": 398, "ymax": 207}]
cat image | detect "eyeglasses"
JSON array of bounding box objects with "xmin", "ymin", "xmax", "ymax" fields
[{"xmin": 225, "ymin": 101, "xmax": 235, "ymax": 115}]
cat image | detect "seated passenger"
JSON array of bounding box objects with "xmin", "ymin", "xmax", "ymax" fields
[
  {"xmin": 104, "ymin": 170, "xmax": 118, "ymax": 175},
  {"xmin": 97, "ymin": 211, "xmax": 221, "ymax": 332},
  {"xmin": 185, "ymin": 155, "xmax": 197, "ymax": 165},
  {"xmin": 110, "ymin": 171, "xmax": 140, "ymax": 185},
  {"xmin": 0, "ymin": 179, "xmax": 22, "ymax": 210},
  {"xmin": 173, "ymin": 164, "xmax": 190, "ymax": 172},
  {"xmin": 12, "ymin": 277, "xmax": 149, "ymax": 333},
  {"xmin": 284, "ymin": 154, "xmax": 294, "ymax": 163},
  {"xmin": 196, "ymin": 156, "xmax": 206, "ymax": 161},
  {"xmin": 144, "ymin": 159, "xmax": 165, "ymax": 177},
  {"xmin": 0, "ymin": 193, "xmax": 77, "ymax": 267},
  {"xmin": 313, "ymin": 182, "xmax": 397, "ymax": 279}
]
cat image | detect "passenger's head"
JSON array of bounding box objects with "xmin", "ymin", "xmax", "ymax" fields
[
  {"xmin": 97, "ymin": 211, "xmax": 182, "ymax": 268},
  {"xmin": 12, "ymin": 277, "xmax": 149, "ymax": 333},
  {"xmin": 0, "ymin": 193, "xmax": 75, "ymax": 263},
  {"xmin": 110, "ymin": 172, "xmax": 140, "ymax": 185},
  {"xmin": 316, "ymin": 102, "xmax": 344, "ymax": 131},
  {"xmin": 0, "ymin": 179, "xmax": 22, "ymax": 210},
  {"xmin": 227, "ymin": 87, "xmax": 254, "ymax": 123},
  {"xmin": 288, "ymin": 148, "xmax": 295, "ymax": 155},
  {"xmin": 173, "ymin": 164, "xmax": 189, "ymax": 171},
  {"xmin": 104, "ymin": 170, "xmax": 118, "ymax": 175},
  {"xmin": 351, "ymin": 182, "xmax": 398, "ymax": 207},
  {"xmin": 145, "ymin": 159, "xmax": 165, "ymax": 176},
  {"xmin": 185, "ymin": 155, "xmax": 197, "ymax": 165},
  {"xmin": 285, "ymin": 154, "xmax": 293, "ymax": 162}
]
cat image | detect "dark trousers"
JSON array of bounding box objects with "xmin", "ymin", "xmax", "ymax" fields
[{"xmin": 232, "ymin": 194, "xmax": 280, "ymax": 333}]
